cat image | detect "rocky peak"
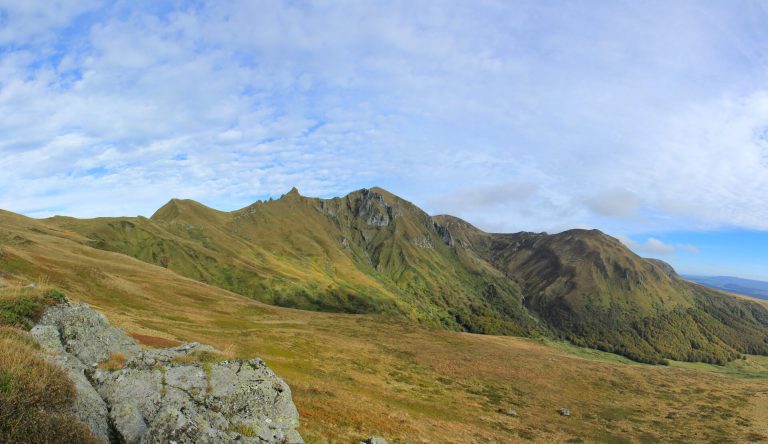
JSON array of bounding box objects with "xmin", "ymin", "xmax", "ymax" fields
[
  {"xmin": 349, "ymin": 188, "xmax": 394, "ymax": 227},
  {"xmin": 285, "ymin": 187, "xmax": 301, "ymax": 197}
]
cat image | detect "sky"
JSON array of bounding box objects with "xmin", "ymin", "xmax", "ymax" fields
[{"xmin": 0, "ymin": 1, "xmax": 767, "ymax": 279}]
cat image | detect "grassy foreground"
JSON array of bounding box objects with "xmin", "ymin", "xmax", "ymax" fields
[
  {"xmin": 0, "ymin": 283, "xmax": 97, "ymax": 443},
  {"xmin": 2, "ymin": 212, "xmax": 768, "ymax": 442}
]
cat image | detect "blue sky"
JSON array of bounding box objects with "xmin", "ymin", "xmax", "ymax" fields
[{"xmin": 0, "ymin": 1, "xmax": 767, "ymax": 279}]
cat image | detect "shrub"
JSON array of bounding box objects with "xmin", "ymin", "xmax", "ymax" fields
[
  {"xmin": 0, "ymin": 297, "xmax": 39, "ymax": 328},
  {"xmin": 0, "ymin": 288, "xmax": 67, "ymax": 329},
  {"xmin": 46, "ymin": 289, "xmax": 67, "ymax": 304},
  {"xmin": 0, "ymin": 328, "xmax": 98, "ymax": 443}
]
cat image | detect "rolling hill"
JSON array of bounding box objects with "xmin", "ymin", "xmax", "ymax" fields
[
  {"xmin": 2, "ymin": 204, "xmax": 768, "ymax": 442},
  {"xmin": 37, "ymin": 187, "xmax": 768, "ymax": 365}
]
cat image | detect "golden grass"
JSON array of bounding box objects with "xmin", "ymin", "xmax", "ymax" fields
[
  {"xmin": 98, "ymin": 352, "xmax": 127, "ymax": 371},
  {"xmin": 171, "ymin": 349, "xmax": 228, "ymax": 365},
  {"xmin": 0, "ymin": 327, "xmax": 98, "ymax": 443},
  {"xmin": 2, "ymin": 211, "xmax": 768, "ymax": 442},
  {"xmin": 130, "ymin": 332, "xmax": 182, "ymax": 348}
]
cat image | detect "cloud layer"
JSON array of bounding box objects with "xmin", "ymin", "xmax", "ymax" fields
[{"xmin": 1, "ymin": 0, "xmax": 767, "ymax": 242}]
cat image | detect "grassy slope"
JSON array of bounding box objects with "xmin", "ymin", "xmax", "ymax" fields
[{"xmin": 2, "ymin": 209, "xmax": 768, "ymax": 442}]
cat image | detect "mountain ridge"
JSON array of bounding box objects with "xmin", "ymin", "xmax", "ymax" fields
[
  {"xmin": 35, "ymin": 187, "xmax": 768, "ymax": 364},
  {"xmin": 685, "ymin": 275, "xmax": 768, "ymax": 300}
]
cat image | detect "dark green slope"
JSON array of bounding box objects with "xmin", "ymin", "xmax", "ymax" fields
[
  {"xmin": 436, "ymin": 215, "xmax": 768, "ymax": 364},
  {"xmin": 43, "ymin": 188, "xmax": 768, "ymax": 364}
]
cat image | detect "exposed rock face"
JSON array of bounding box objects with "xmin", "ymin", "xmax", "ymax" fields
[
  {"xmin": 31, "ymin": 302, "xmax": 303, "ymax": 444},
  {"xmin": 354, "ymin": 189, "xmax": 393, "ymax": 227},
  {"xmin": 432, "ymin": 221, "xmax": 454, "ymax": 247},
  {"xmin": 645, "ymin": 258, "xmax": 678, "ymax": 277},
  {"xmin": 31, "ymin": 323, "xmax": 112, "ymax": 443},
  {"xmin": 37, "ymin": 303, "xmax": 141, "ymax": 366}
]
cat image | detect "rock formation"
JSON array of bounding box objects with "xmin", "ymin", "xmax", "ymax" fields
[{"xmin": 30, "ymin": 302, "xmax": 303, "ymax": 444}]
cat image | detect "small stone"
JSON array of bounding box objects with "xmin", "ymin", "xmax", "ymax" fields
[
  {"xmin": 499, "ymin": 408, "xmax": 518, "ymax": 417},
  {"xmin": 360, "ymin": 437, "xmax": 388, "ymax": 444},
  {"xmin": 558, "ymin": 408, "xmax": 571, "ymax": 417}
]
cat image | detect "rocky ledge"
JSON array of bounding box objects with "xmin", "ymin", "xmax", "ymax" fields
[{"xmin": 30, "ymin": 302, "xmax": 303, "ymax": 444}]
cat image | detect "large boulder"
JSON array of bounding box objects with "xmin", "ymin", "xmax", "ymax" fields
[
  {"xmin": 37, "ymin": 302, "xmax": 141, "ymax": 366},
  {"xmin": 32, "ymin": 302, "xmax": 303, "ymax": 444},
  {"xmin": 94, "ymin": 358, "xmax": 302, "ymax": 443}
]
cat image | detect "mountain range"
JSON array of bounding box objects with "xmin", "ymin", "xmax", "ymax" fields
[
  {"xmin": 30, "ymin": 187, "xmax": 768, "ymax": 366},
  {"xmin": 685, "ymin": 275, "xmax": 768, "ymax": 300}
]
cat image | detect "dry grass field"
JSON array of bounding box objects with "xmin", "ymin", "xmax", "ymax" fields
[{"xmin": 2, "ymin": 211, "xmax": 768, "ymax": 443}]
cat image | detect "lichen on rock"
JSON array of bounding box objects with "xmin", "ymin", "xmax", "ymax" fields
[{"xmin": 31, "ymin": 301, "xmax": 304, "ymax": 444}]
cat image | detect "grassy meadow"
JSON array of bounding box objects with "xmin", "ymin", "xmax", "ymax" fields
[{"xmin": 1, "ymin": 211, "xmax": 768, "ymax": 442}]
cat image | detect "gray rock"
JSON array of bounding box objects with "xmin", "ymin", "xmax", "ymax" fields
[
  {"xmin": 141, "ymin": 407, "xmax": 231, "ymax": 444},
  {"xmin": 31, "ymin": 302, "xmax": 303, "ymax": 444},
  {"xmin": 360, "ymin": 437, "xmax": 388, "ymax": 444},
  {"xmin": 30, "ymin": 324, "xmax": 66, "ymax": 354},
  {"xmin": 127, "ymin": 342, "xmax": 215, "ymax": 369},
  {"xmin": 432, "ymin": 221, "xmax": 454, "ymax": 247},
  {"xmin": 41, "ymin": 352, "xmax": 111, "ymax": 442},
  {"xmin": 112, "ymin": 402, "xmax": 149, "ymax": 443},
  {"xmin": 94, "ymin": 368, "xmax": 165, "ymax": 423},
  {"xmin": 37, "ymin": 302, "xmax": 141, "ymax": 365},
  {"xmin": 499, "ymin": 408, "xmax": 518, "ymax": 417},
  {"xmin": 558, "ymin": 408, "xmax": 571, "ymax": 417},
  {"xmin": 96, "ymin": 360, "xmax": 303, "ymax": 443}
]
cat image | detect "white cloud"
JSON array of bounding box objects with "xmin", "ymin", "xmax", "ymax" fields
[
  {"xmin": 617, "ymin": 236, "xmax": 700, "ymax": 257},
  {"xmin": 0, "ymin": 0, "xmax": 100, "ymax": 44},
  {"xmin": 583, "ymin": 188, "xmax": 641, "ymax": 218},
  {"xmin": 429, "ymin": 182, "xmax": 538, "ymax": 213},
  {"xmin": 0, "ymin": 0, "xmax": 766, "ymax": 238},
  {"xmin": 617, "ymin": 236, "xmax": 671, "ymax": 255}
]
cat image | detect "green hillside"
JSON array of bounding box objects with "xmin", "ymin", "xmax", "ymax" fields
[
  {"xmin": 48, "ymin": 188, "xmax": 539, "ymax": 337},
  {"xmin": 438, "ymin": 215, "xmax": 768, "ymax": 364},
  {"xmin": 44, "ymin": 188, "xmax": 768, "ymax": 364}
]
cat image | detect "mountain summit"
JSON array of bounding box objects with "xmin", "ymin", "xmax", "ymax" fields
[{"xmin": 47, "ymin": 187, "xmax": 768, "ymax": 364}]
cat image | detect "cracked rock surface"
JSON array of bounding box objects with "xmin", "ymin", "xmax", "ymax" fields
[{"xmin": 31, "ymin": 302, "xmax": 304, "ymax": 444}]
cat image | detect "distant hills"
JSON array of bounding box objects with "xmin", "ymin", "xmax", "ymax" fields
[
  {"xmin": 684, "ymin": 275, "xmax": 768, "ymax": 300},
  {"xmin": 22, "ymin": 187, "xmax": 768, "ymax": 365}
]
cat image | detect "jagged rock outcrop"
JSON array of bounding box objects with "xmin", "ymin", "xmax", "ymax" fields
[
  {"xmin": 31, "ymin": 302, "xmax": 303, "ymax": 444},
  {"xmin": 37, "ymin": 302, "xmax": 142, "ymax": 366}
]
